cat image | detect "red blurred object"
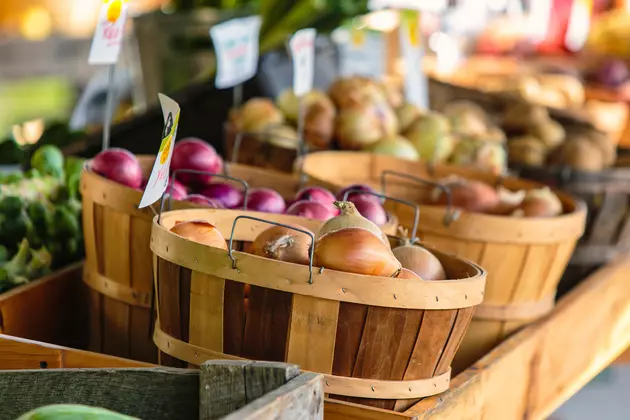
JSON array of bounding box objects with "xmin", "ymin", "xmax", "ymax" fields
[{"xmin": 536, "ymin": 0, "xmax": 576, "ymax": 54}]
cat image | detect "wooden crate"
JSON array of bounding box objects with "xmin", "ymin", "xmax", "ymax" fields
[
  {"xmin": 0, "ymin": 263, "xmax": 85, "ymax": 349},
  {"xmin": 151, "ymin": 208, "xmax": 485, "ymax": 412},
  {"xmin": 301, "ymin": 152, "xmax": 587, "ymax": 371},
  {"xmin": 0, "ymin": 335, "xmax": 323, "ymax": 420}
]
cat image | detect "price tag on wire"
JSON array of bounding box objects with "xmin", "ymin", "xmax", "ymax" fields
[
  {"xmin": 88, "ymin": 0, "xmax": 128, "ymax": 65},
  {"xmin": 289, "ymin": 28, "xmax": 317, "ymax": 97},
  {"xmin": 210, "ymin": 15, "xmax": 262, "ymax": 108},
  {"xmin": 399, "ymin": 9, "xmax": 428, "ymax": 109},
  {"xmin": 138, "ymin": 94, "xmax": 181, "ymax": 209},
  {"xmin": 88, "ymin": 0, "xmax": 129, "ymax": 152},
  {"xmin": 335, "ymin": 26, "xmax": 385, "ymax": 79}
]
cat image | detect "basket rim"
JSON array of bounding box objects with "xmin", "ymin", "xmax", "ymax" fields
[
  {"xmin": 301, "ymin": 151, "xmax": 587, "ymax": 244},
  {"xmin": 151, "ymin": 208, "xmax": 486, "ymax": 310}
]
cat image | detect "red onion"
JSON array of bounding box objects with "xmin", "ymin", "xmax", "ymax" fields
[
  {"xmin": 295, "ymin": 187, "xmax": 336, "ymax": 205},
  {"xmin": 201, "ymin": 182, "xmax": 244, "ymax": 209},
  {"xmin": 246, "ymin": 188, "xmax": 286, "ymax": 214},
  {"xmin": 183, "ymin": 194, "xmax": 224, "ymax": 208},
  {"xmin": 167, "ymin": 178, "xmax": 188, "ymax": 200},
  {"xmin": 170, "ymin": 138, "xmax": 223, "ymax": 186},
  {"xmin": 91, "ymin": 148, "xmax": 143, "ymax": 189},
  {"xmin": 337, "ymin": 184, "xmax": 379, "ymax": 203},
  {"xmin": 349, "ymin": 195, "xmax": 388, "ymax": 226},
  {"xmin": 286, "ymin": 200, "xmax": 336, "ymax": 221}
]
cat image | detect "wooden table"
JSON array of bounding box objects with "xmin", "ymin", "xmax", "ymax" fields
[{"xmin": 326, "ymin": 257, "xmax": 630, "ymax": 419}]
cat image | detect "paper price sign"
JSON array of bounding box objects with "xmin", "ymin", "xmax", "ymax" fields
[
  {"xmin": 88, "ymin": 0, "xmax": 129, "ymax": 65},
  {"xmin": 210, "ymin": 16, "xmax": 262, "ymax": 89},
  {"xmin": 399, "ymin": 10, "xmax": 428, "ymax": 109},
  {"xmin": 138, "ymin": 94, "xmax": 181, "ymax": 209},
  {"xmin": 289, "ymin": 28, "xmax": 317, "ymax": 97},
  {"xmin": 336, "ymin": 28, "xmax": 385, "ymax": 79}
]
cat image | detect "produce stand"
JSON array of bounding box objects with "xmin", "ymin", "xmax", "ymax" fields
[
  {"xmin": 0, "ymin": 256, "xmax": 628, "ymax": 419},
  {"xmin": 324, "ymin": 256, "xmax": 630, "ymax": 419}
]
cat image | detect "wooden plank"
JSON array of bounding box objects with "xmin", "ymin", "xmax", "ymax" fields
[
  {"xmin": 0, "ymin": 368, "xmax": 199, "ymax": 420},
  {"xmin": 101, "ymin": 208, "xmax": 132, "ymax": 358},
  {"xmin": 332, "ymin": 303, "xmax": 368, "ymax": 378},
  {"xmin": 199, "ymin": 360, "xmax": 302, "ymax": 420},
  {"xmin": 157, "ymin": 258, "xmax": 185, "ymax": 368},
  {"xmin": 286, "ymin": 295, "xmax": 339, "ymax": 374},
  {"xmin": 241, "ymin": 286, "xmax": 292, "ymax": 362},
  {"xmin": 224, "ymin": 372, "xmax": 324, "ymax": 420},
  {"xmin": 405, "ymin": 257, "xmax": 630, "ymax": 419},
  {"xmin": 129, "ymin": 216, "xmax": 157, "ymax": 363},
  {"xmin": 189, "ymin": 271, "xmax": 225, "ymax": 352},
  {"xmin": 0, "ymin": 264, "xmax": 84, "ymax": 348},
  {"xmin": 223, "ymin": 279, "xmax": 246, "ymax": 357}
]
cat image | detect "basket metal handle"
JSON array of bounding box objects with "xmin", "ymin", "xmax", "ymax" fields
[
  {"xmin": 158, "ymin": 170, "xmax": 250, "ymax": 223},
  {"xmin": 380, "ymin": 170, "xmax": 459, "ymax": 226},
  {"xmin": 227, "ymin": 215, "xmax": 316, "ymax": 284},
  {"xmin": 342, "ymin": 189, "xmax": 420, "ymax": 242}
]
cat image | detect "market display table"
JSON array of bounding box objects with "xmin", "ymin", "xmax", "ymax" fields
[
  {"xmin": 325, "ymin": 257, "xmax": 630, "ymax": 420},
  {"xmin": 1, "ymin": 257, "xmax": 630, "ymax": 419}
]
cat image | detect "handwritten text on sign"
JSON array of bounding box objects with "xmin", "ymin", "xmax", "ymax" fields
[
  {"xmin": 289, "ymin": 28, "xmax": 317, "ymax": 97},
  {"xmin": 88, "ymin": 0, "xmax": 128, "ymax": 65},
  {"xmin": 210, "ymin": 16, "xmax": 262, "ymax": 89},
  {"xmin": 138, "ymin": 94, "xmax": 181, "ymax": 209}
]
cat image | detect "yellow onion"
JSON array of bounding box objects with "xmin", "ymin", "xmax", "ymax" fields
[
  {"xmin": 336, "ymin": 103, "xmax": 398, "ymax": 150},
  {"xmin": 276, "ymin": 89, "xmax": 334, "ymax": 121},
  {"xmin": 229, "ymin": 98, "xmax": 284, "ymax": 132},
  {"xmin": 366, "ymin": 135, "xmax": 419, "ymax": 161},
  {"xmin": 250, "ymin": 225, "xmax": 313, "ymax": 265},
  {"xmin": 170, "ymin": 220, "xmax": 228, "ymax": 249},
  {"xmin": 328, "ymin": 76, "xmax": 389, "ymax": 109},
  {"xmin": 392, "ymin": 240, "xmax": 446, "ymax": 280},
  {"xmin": 317, "ymin": 201, "xmax": 389, "ymax": 246},
  {"xmin": 265, "ymin": 124, "xmax": 300, "ymax": 149},
  {"xmin": 378, "ymin": 79, "xmax": 404, "ymax": 109},
  {"xmin": 314, "ymin": 228, "xmax": 401, "ymax": 276},
  {"xmin": 396, "ymin": 102, "xmax": 424, "ymax": 133},
  {"xmin": 404, "ymin": 113, "xmax": 454, "ymax": 163},
  {"xmin": 488, "ymin": 186, "xmax": 526, "ymax": 215},
  {"xmin": 396, "ymin": 268, "xmax": 422, "ymax": 280},
  {"xmin": 511, "ymin": 187, "xmax": 563, "ymax": 217},
  {"xmin": 304, "ymin": 101, "xmax": 336, "ymax": 150}
]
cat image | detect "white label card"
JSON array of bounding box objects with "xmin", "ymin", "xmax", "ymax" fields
[
  {"xmin": 289, "ymin": 28, "xmax": 317, "ymax": 97},
  {"xmin": 335, "ymin": 28, "xmax": 385, "ymax": 79},
  {"xmin": 88, "ymin": 0, "xmax": 128, "ymax": 65},
  {"xmin": 399, "ymin": 10, "xmax": 428, "ymax": 109},
  {"xmin": 210, "ymin": 16, "xmax": 262, "ymax": 89},
  {"xmin": 138, "ymin": 94, "xmax": 181, "ymax": 209}
]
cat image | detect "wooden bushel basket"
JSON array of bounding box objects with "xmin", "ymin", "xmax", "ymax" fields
[
  {"xmin": 81, "ymin": 156, "xmax": 397, "ymax": 363},
  {"xmin": 515, "ymin": 161, "xmax": 630, "ymax": 297},
  {"xmin": 300, "ymin": 152, "xmax": 587, "ymax": 371},
  {"xmin": 150, "ymin": 208, "xmax": 486, "ymax": 413}
]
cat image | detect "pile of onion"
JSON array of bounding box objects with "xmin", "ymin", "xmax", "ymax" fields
[
  {"xmin": 313, "ymin": 201, "xmax": 400, "ymax": 276},
  {"xmin": 170, "ymin": 138, "xmax": 224, "ymax": 185},
  {"xmin": 91, "ymin": 148, "xmax": 143, "ymax": 189},
  {"xmin": 170, "ymin": 220, "xmax": 228, "ymax": 249}
]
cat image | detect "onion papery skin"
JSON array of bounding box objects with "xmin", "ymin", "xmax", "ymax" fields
[
  {"xmin": 395, "ymin": 268, "xmax": 422, "ymax": 280},
  {"xmin": 251, "ymin": 225, "xmax": 313, "ymax": 265},
  {"xmin": 432, "ymin": 178, "xmax": 500, "ymax": 213},
  {"xmin": 317, "ymin": 201, "xmax": 389, "ymax": 246},
  {"xmin": 314, "ymin": 228, "xmax": 401, "ymax": 277},
  {"xmin": 170, "ymin": 220, "xmax": 228, "ymax": 250},
  {"xmin": 392, "ymin": 244, "xmax": 446, "ymax": 280}
]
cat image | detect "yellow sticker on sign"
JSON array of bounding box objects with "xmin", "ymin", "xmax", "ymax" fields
[
  {"xmin": 403, "ymin": 10, "xmax": 419, "ymax": 47},
  {"xmin": 158, "ymin": 111, "xmax": 180, "ymax": 164},
  {"xmin": 351, "ymin": 27, "xmax": 366, "ymax": 46}
]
